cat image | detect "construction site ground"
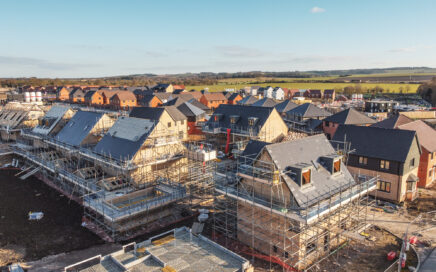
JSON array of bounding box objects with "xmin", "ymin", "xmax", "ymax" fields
[{"xmin": 0, "ymin": 169, "xmax": 105, "ymax": 267}]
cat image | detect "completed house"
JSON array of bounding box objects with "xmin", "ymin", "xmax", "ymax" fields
[
  {"xmin": 322, "ymin": 108, "xmax": 376, "ymax": 139},
  {"xmin": 365, "ymin": 100, "xmax": 399, "ymax": 113},
  {"xmin": 332, "ymin": 125, "xmax": 421, "ymax": 203},
  {"xmin": 398, "ymin": 120, "xmax": 436, "ymax": 188},
  {"xmin": 285, "ymin": 103, "xmax": 331, "ymax": 133},
  {"xmin": 304, "ymin": 90, "xmax": 322, "ymax": 99},
  {"xmin": 200, "ymin": 92, "xmax": 227, "ymax": 110},
  {"xmin": 152, "ymin": 83, "xmax": 174, "ymax": 93},
  {"xmin": 251, "ymin": 97, "xmax": 277, "ymax": 107},
  {"xmin": 110, "ymin": 91, "xmax": 137, "ymax": 109},
  {"xmin": 274, "ymin": 100, "xmax": 298, "ymax": 117},
  {"xmin": 227, "ymin": 93, "xmax": 243, "ymax": 105},
  {"xmin": 272, "ymin": 87, "xmax": 284, "ymax": 100},
  {"xmin": 371, "ymin": 114, "xmax": 413, "ymax": 129},
  {"xmin": 262, "ymin": 86, "xmax": 274, "ymax": 98},
  {"xmin": 56, "ymin": 87, "xmax": 71, "ymax": 101},
  {"xmin": 84, "ymin": 90, "xmax": 104, "ymax": 106},
  {"xmin": 69, "ymin": 88, "xmax": 86, "ymax": 103},
  {"xmin": 238, "ymin": 95, "xmax": 259, "ymax": 106}
]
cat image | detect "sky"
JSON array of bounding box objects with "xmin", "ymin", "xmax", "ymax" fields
[{"xmin": 1, "ymin": 0, "xmax": 436, "ymax": 78}]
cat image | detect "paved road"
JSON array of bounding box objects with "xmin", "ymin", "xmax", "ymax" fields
[{"xmin": 420, "ymin": 248, "xmax": 436, "ymax": 272}]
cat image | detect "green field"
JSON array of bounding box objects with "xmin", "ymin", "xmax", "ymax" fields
[{"xmin": 186, "ymin": 82, "xmax": 420, "ymax": 93}]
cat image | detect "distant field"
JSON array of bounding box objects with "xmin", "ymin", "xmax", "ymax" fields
[
  {"xmin": 217, "ymin": 76, "xmax": 338, "ymax": 84},
  {"xmin": 186, "ymin": 82, "xmax": 420, "ymax": 93}
]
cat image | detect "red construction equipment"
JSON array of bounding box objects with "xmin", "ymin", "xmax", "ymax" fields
[
  {"xmin": 387, "ymin": 251, "xmax": 396, "ymax": 261},
  {"xmin": 224, "ymin": 128, "xmax": 231, "ymax": 154},
  {"xmin": 409, "ymin": 236, "xmax": 418, "ymax": 245}
]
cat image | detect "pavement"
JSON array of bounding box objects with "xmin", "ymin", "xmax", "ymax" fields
[{"xmin": 420, "ymin": 248, "xmax": 436, "ymax": 272}]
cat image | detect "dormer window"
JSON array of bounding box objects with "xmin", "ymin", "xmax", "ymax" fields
[
  {"xmin": 321, "ymin": 155, "xmax": 342, "ymax": 175},
  {"xmin": 333, "ymin": 159, "xmax": 341, "ymax": 173},
  {"xmin": 248, "ymin": 117, "xmax": 258, "ymax": 126},
  {"xmin": 214, "ymin": 113, "xmax": 223, "ymax": 122},
  {"xmin": 302, "ymin": 169, "xmax": 311, "ymax": 185},
  {"xmin": 230, "ymin": 115, "xmax": 239, "ymax": 124}
]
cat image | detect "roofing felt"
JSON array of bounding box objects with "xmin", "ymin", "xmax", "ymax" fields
[
  {"xmin": 94, "ymin": 116, "xmax": 156, "ymax": 161},
  {"xmin": 237, "ymin": 95, "xmax": 259, "ymax": 105},
  {"xmin": 332, "ymin": 125, "xmax": 418, "ymax": 162},
  {"xmin": 287, "ymin": 103, "xmax": 332, "ymax": 118},
  {"xmin": 206, "ymin": 104, "xmax": 276, "ymax": 130},
  {"xmin": 55, "ymin": 111, "xmax": 104, "ymax": 146},
  {"xmin": 274, "ymin": 100, "xmax": 299, "ymax": 113},
  {"xmin": 32, "ymin": 106, "xmax": 70, "ymax": 135},
  {"xmin": 251, "ymin": 98, "xmax": 278, "ymax": 107},
  {"xmin": 398, "ymin": 120, "xmax": 436, "ymax": 153},
  {"xmin": 323, "ymin": 108, "xmax": 376, "ymax": 125},
  {"xmin": 265, "ymin": 134, "xmax": 355, "ymax": 207},
  {"xmin": 371, "ymin": 114, "xmax": 413, "ymax": 129}
]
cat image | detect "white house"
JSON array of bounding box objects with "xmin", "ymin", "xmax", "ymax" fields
[
  {"xmin": 272, "ymin": 87, "xmax": 284, "ymax": 100},
  {"xmin": 263, "ymin": 86, "xmax": 274, "ymax": 98}
]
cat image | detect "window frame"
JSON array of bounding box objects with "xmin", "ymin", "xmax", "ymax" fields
[{"xmin": 377, "ymin": 180, "xmax": 391, "ymax": 193}]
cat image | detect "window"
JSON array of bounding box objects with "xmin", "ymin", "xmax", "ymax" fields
[
  {"xmin": 325, "ymin": 121, "xmax": 330, "ymax": 127},
  {"xmin": 429, "ymin": 169, "xmax": 433, "ymax": 178},
  {"xmin": 380, "ymin": 160, "xmax": 390, "ymax": 170},
  {"xmin": 407, "ymin": 181, "xmax": 415, "ymax": 191},
  {"xmin": 359, "ymin": 156, "xmax": 368, "ymax": 165},
  {"xmin": 284, "ymin": 252, "xmax": 289, "ymax": 258},
  {"xmin": 168, "ymin": 122, "xmax": 171, "ymax": 128},
  {"xmin": 302, "ymin": 169, "xmax": 311, "ymax": 185},
  {"xmin": 273, "ymin": 245, "xmax": 278, "ymax": 253},
  {"xmin": 306, "ymin": 242, "xmax": 316, "ymax": 254},
  {"xmin": 333, "ymin": 159, "xmax": 341, "ymax": 173},
  {"xmin": 410, "ymin": 158, "xmax": 415, "ymax": 167},
  {"xmin": 431, "ymin": 152, "xmax": 434, "ymax": 160},
  {"xmin": 377, "ymin": 180, "xmax": 391, "ymax": 193}
]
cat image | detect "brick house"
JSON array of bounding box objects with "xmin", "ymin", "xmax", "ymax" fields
[
  {"xmin": 69, "ymin": 88, "xmax": 86, "ymax": 103},
  {"xmin": 200, "ymin": 93, "xmax": 227, "ymax": 110},
  {"xmin": 333, "ymin": 125, "xmax": 421, "ymax": 203},
  {"xmin": 398, "ymin": 120, "xmax": 436, "ymax": 188},
  {"xmin": 110, "ymin": 91, "xmax": 137, "ymax": 109},
  {"xmin": 56, "ymin": 87, "xmax": 71, "ymax": 101},
  {"xmin": 84, "ymin": 90, "xmax": 104, "ymax": 105},
  {"xmin": 323, "ymin": 89, "xmax": 335, "ymax": 100},
  {"xmin": 227, "ymin": 93, "xmax": 243, "ymax": 105}
]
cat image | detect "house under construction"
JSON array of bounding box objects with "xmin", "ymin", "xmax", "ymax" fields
[
  {"xmin": 15, "ymin": 109, "xmax": 217, "ymax": 242},
  {"xmin": 212, "ymin": 134, "xmax": 377, "ymax": 271}
]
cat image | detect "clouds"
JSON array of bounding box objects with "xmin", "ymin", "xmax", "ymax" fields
[
  {"xmin": 0, "ymin": 56, "xmax": 88, "ymax": 71},
  {"xmin": 215, "ymin": 46, "xmax": 264, "ymax": 58},
  {"xmin": 310, "ymin": 6, "xmax": 326, "ymax": 13},
  {"xmin": 387, "ymin": 45, "xmax": 434, "ymax": 53}
]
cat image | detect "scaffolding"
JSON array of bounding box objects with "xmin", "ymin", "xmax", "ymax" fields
[
  {"xmin": 212, "ymin": 153, "xmax": 378, "ymax": 271},
  {"xmin": 15, "ymin": 123, "xmax": 217, "ymax": 242}
]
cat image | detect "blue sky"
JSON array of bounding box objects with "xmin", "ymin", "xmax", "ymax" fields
[{"xmin": 1, "ymin": 0, "xmax": 436, "ymax": 77}]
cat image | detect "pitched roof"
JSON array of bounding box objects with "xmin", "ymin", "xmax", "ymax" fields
[
  {"xmin": 228, "ymin": 93, "xmax": 241, "ymax": 101},
  {"xmin": 55, "ymin": 111, "xmax": 104, "ymax": 147},
  {"xmin": 154, "ymin": 92, "xmax": 174, "ymax": 102},
  {"xmin": 187, "ymin": 98, "xmax": 210, "ymax": 111},
  {"xmin": 94, "ymin": 116, "xmax": 156, "ymax": 162},
  {"xmin": 265, "ymin": 134, "xmax": 355, "ymax": 207},
  {"xmin": 237, "ymin": 95, "xmax": 258, "ymax": 105},
  {"xmin": 332, "ymin": 125, "xmax": 418, "ymax": 162},
  {"xmin": 251, "ymin": 98, "xmax": 277, "ymax": 107},
  {"xmin": 129, "ymin": 107, "xmax": 165, "ymax": 121},
  {"xmin": 176, "ymin": 102, "xmax": 205, "ymax": 118},
  {"xmin": 287, "ymin": 103, "xmax": 331, "ymax": 118},
  {"xmin": 139, "ymin": 94, "xmax": 159, "ymax": 106},
  {"xmin": 371, "ymin": 114, "xmax": 413, "ymax": 129},
  {"xmin": 241, "ymin": 140, "xmax": 270, "ymax": 160},
  {"xmin": 112, "ymin": 91, "xmax": 136, "ymax": 101},
  {"xmin": 323, "ymin": 108, "xmax": 376, "ymax": 125},
  {"xmin": 206, "ymin": 104, "xmax": 277, "ymax": 130},
  {"xmin": 274, "ymin": 100, "xmax": 298, "ymax": 113},
  {"xmin": 164, "ymin": 106, "xmax": 187, "ymax": 121},
  {"xmin": 398, "ymin": 120, "xmax": 436, "ymax": 152},
  {"xmin": 84, "ymin": 90, "xmax": 98, "ymax": 99},
  {"xmin": 163, "ymin": 96, "xmax": 187, "ymax": 107},
  {"xmin": 202, "ymin": 92, "xmax": 227, "ymax": 101},
  {"xmin": 32, "ymin": 106, "xmax": 71, "ymax": 135},
  {"xmin": 188, "ymin": 91, "xmax": 203, "ymax": 100},
  {"xmin": 324, "ymin": 89, "xmax": 335, "ymax": 94}
]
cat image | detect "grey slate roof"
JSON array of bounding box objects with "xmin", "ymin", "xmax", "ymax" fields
[
  {"xmin": 228, "ymin": 93, "xmax": 241, "ymax": 101},
  {"xmin": 32, "ymin": 106, "xmax": 70, "ymax": 135},
  {"xmin": 332, "ymin": 125, "xmax": 418, "ymax": 162},
  {"xmin": 237, "ymin": 95, "xmax": 258, "ymax": 105},
  {"xmin": 371, "ymin": 114, "xmax": 413, "ymax": 129},
  {"xmin": 240, "ymin": 140, "xmax": 270, "ymax": 164},
  {"xmin": 274, "ymin": 100, "xmax": 298, "ymax": 113},
  {"xmin": 265, "ymin": 134, "xmax": 355, "ymax": 207},
  {"xmin": 287, "ymin": 103, "xmax": 331, "ymax": 118},
  {"xmin": 94, "ymin": 116, "xmax": 156, "ymax": 162},
  {"xmin": 251, "ymin": 98, "xmax": 277, "ymax": 107},
  {"xmin": 164, "ymin": 106, "xmax": 187, "ymax": 121},
  {"xmin": 206, "ymin": 104, "xmax": 275, "ymax": 131},
  {"xmin": 176, "ymin": 102, "xmax": 205, "ymax": 118},
  {"xmin": 55, "ymin": 111, "xmax": 104, "ymax": 147},
  {"xmin": 129, "ymin": 107, "xmax": 165, "ymax": 121},
  {"xmin": 323, "ymin": 108, "xmax": 376, "ymax": 125},
  {"xmin": 187, "ymin": 98, "xmax": 210, "ymax": 111}
]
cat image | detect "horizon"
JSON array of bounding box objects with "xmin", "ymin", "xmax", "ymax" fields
[{"xmin": 1, "ymin": 0, "xmax": 436, "ymax": 78}]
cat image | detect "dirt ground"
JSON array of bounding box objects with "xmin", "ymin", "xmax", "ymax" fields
[
  {"xmin": 320, "ymin": 226, "xmax": 414, "ymax": 272},
  {"xmin": 0, "ymin": 169, "xmax": 104, "ymax": 266},
  {"xmin": 407, "ymin": 182, "xmax": 436, "ymax": 215}
]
